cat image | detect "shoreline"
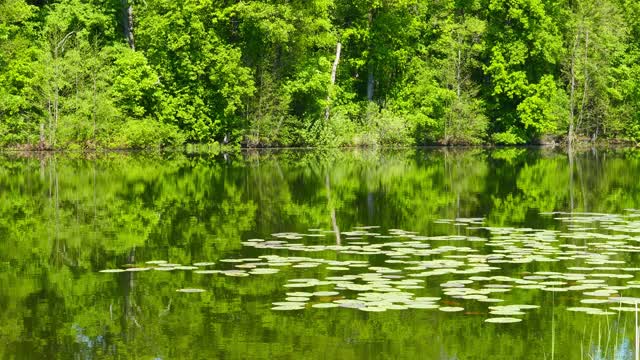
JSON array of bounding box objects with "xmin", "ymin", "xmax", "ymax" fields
[{"xmin": 1, "ymin": 140, "xmax": 638, "ymax": 156}]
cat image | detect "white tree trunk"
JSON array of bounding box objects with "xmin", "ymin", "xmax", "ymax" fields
[
  {"xmin": 324, "ymin": 42, "xmax": 341, "ymax": 121},
  {"xmin": 568, "ymin": 30, "xmax": 579, "ymax": 146}
]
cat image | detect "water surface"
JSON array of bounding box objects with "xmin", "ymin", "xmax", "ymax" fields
[{"xmin": 2, "ymin": 148, "xmax": 640, "ymax": 359}]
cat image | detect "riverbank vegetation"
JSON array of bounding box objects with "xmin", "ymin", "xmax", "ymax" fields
[{"xmin": 2, "ymin": 0, "xmax": 640, "ymax": 149}]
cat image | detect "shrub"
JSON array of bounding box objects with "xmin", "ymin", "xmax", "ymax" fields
[{"xmin": 112, "ymin": 119, "xmax": 185, "ymax": 149}]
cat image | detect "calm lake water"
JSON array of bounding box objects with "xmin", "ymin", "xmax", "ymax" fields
[{"xmin": 3, "ymin": 148, "xmax": 640, "ymax": 359}]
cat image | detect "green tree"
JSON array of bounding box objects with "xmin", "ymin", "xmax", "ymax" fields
[
  {"xmin": 485, "ymin": 0, "xmax": 566, "ymax": 144},
  {"xmin": 390, "ymin": 0, "xmax": 488, "ymax": 145},
  {"xmin": 135, "ymin": 0, "xmax": 255, "ymax": 144},
  {"xmin": 563, "ymin": 0, "xmax": 629, "ymax": 143},
  {"xmin": 0, "ymin": 0, "xmax": 42, "ymax": 147}
]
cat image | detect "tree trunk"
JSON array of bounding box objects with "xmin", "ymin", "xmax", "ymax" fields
[
  {"xmin": 456, "ymin": 45, "xmax": 462, "ymax": 99},
  {"xmin": 367, "ymin": 65, "xmax": 374, "ymax": 101},
  {"xmin": 92, "ymin": 74, "xmax": 97, "ymax": 142},
  {"xmin": 366, "ymin": 8, "xmax": 374, "ymax": 102},
  {"xmin": 39, "ymin": 123, "xmax": 45, "ymax": 150},
  {"xmin": 122, "ymin": 0, "xmax": 135, "ymax": 50},
  {"xmin": 46, "ymin": 99, "xmax": 51, "ymax": 146},
  {"xmin": 324, "ymin": 42, "xmax": 341, "ymax": 121},
  {"xmin": 53, "ymin": 47, "xmax": 59, "ymax": 147},
  {"xmin": 330, "ymin": 43, "xmax": 341, "ymax": 89},
  {"xmin": 568, "ymin": 30, "xmax": 579, "ymax": 146},
  {"xmin": 578, "ymin": 29, "xmax": 589, "ymax": 131}
]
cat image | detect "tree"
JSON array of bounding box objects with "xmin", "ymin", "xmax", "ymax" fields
[
  {"xmin": 484, "ymin": 0, "xmax": 566, "ymax": 144},
  {"xmin": 563, "ymin": 0, "xmax": 628, "ymax": 143},
  {"xmin": 0, "ymin": 0, "xmax": 42, "ymax": 147},
  {"xmin": 135, "ymin": 0, "xmax": 255, "ymax": 144}
]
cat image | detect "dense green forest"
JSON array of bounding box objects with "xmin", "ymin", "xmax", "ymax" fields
[{"xmin": 1, "ymin": 0, "xmax": 640, "ymax": 149}]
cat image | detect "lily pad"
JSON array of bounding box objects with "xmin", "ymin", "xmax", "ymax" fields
[
  {"xmin": 485, "ymin": 317, "xmax": 523, "ymax": 323},
  {"xmin": 176, "ymin": 288, "xmax": 206, "ymax": 293},
  {"xmin": 272, "ymin": 305, "xmax": 305, "ymax": 311},
  {"xmin": 439, "ymin": 307, "xmax": 464, "ymax": 312}
]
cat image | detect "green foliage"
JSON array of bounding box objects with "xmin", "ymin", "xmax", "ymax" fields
[
  {"xmin": 0, "ymin": 0, "xmax": 41, "ymax": 146},
  {"xmin": 113, "ymin": 119, "xmax": 185, "ymax": 149},
  {"xmin": 1, "ymin": 0, "xmax": 640, "ymax": 147},
  {"xmin": 562, "ymin": 0, "xmax": 630, "ymax": 141},
  {"xmin": 517, "ymin": 75, "xmax": 566, "ymax": 135},
  {"xmin": 301, "ymin": 113, "xmax": 358, "ymax": 148},
  {"xmin": 485, "ymin": 0, "xmax": 564, "ymax": 143},
  {"xmin": 491, "ymin": 126, "xmax": 528, "ymax": 145},
  {"xmin": 110, "ymin": 46, "xmax": 159, "ymax": 118},
  {"xmin": 136, "ymin": 0, "xmax": 256, "ymax": 144},
  {"xmin": 621, "ymin": 60, "xmax": 640, "ymax": 141},
  {"xmin": 389, "ymin": 61, "xmax": 448, "ymax": 143},
  {"xmin": 301, "ymin": 104, "xmax": 415, "ymax": 147},
  {"xmin": 356, "ymin": 104, "xmax": 415, "ymax": 147},
  {"xmin": 445, "ymin": 97, "xmax": 489, "ymax": 145}
]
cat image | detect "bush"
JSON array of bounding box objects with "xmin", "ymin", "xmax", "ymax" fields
[
  {"xmin": 352, "ymin": 104, "xmax": 415, "ymax": 147},
  {"xmin": 370, "ymin": 109, "xmax": 415, "ymax": 146},
  {"xmin": 300, "ymin": 112, "xmax": 357, "ymax": 147},
  {"xmin": 440, "ymin": 98, "xmax": 488, "ymax": 145},
  {"xmin": 491, "ymin": 127, "xmax": 527, "ymax": 145},
  {"xmin": 112, "ymin": 119, "xmax": 185, "ymax": 149}
]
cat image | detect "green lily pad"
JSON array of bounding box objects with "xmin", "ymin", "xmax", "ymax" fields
[
  {"xmin": 176, "ymin": 288, "xmax": 206, "ymax": 293},
  {"xmin": 194, "ymin": 270, "xmax": 219, "ymax": 274},
  {"xmin": 485, "ymin": 317, "xmax": 523, "ymax": 323},
  {"xmin": 272, "ymin": 305, "xmax": 305, "ymax": 311},
  {"xmin": 439, "ymin": 307, "xmax": 464, "ymax": 312},
  {"xmin": 125, "ymin": 267, "xmax": 151, "ymax": 272}
]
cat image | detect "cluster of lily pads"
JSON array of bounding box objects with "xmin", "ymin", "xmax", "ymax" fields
[{"xmin": 100, "ymin": 210, "xmax": 640, "ymax": 324}]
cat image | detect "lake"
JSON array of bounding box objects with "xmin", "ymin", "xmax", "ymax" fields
[{"xmin": 2, "ymin": 147, "xmax": 640, "ymax": 359}]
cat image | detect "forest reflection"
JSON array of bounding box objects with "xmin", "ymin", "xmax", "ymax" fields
[{"xmin": 2, "ymin": 148, "xmax": 640, "ymax": 359}]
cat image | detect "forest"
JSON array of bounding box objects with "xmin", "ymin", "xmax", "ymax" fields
[{"xmin": 2, "ymin": 0, "xmax": 640, "ymax": 149}]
